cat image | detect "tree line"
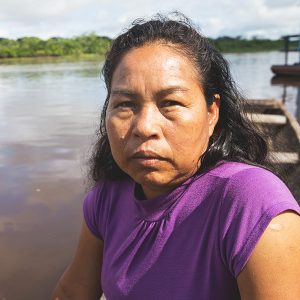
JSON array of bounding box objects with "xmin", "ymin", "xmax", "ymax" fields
[
  {"xmin": 0, "ymin": 34, "xmax": 111, "ymax": 58},
  {"xmin": 0, "ymin": 34, "xmax": 296, "ymax": 59},
  {"xmin": 209, "ymin": 36, "xmax": 288, "ymax": 53}
]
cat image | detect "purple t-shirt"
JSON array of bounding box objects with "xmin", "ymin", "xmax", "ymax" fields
[{"xmin": 83, "ymin": 161, "xmax": 300, "ymax": 300}]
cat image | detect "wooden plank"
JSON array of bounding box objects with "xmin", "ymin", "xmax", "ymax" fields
[
  {"xmin": 269, "ymin": 152, "xmax": 299, "ymax": 164},
  {"xmin": 247, "ymin": 99, "xmax": 281, "ymax": 109},
  {"xmin": 246, "ymin": 113, "xmax": 287, "ymax": 124},
  {"xmin": 277, "ymin": 102, "xmax": 300, "ymax": 144}
]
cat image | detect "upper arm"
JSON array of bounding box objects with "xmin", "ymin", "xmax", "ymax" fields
[
  {"xmin": 237, "ymin": 211, "xmax": 300, "ymax": 300},
  {"xmin": 57, "ymin": 219, "xmax": 104, "ymax": 299}
]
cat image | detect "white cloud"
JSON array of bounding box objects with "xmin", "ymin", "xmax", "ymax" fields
[
  {"xmin": 0, "ymin": 0, "xmax": 95, "ymax": 21},
  {"xmin": 264, "ymin": 0, "xmax": 299, "ymax": 8},
  {"xmin": 0, "ymin": 0, "xmax": 299, "ymax": 39}
]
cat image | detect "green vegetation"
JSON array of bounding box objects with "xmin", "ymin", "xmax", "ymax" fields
[
  {"xmin": 209, "ymin": 36, "xmax": 298, "ymax": 53},
  {"xmin": 209, "ymin": 36, "xmax": 278, "ymax": 52},
  {"xmin": 0, "ymin": 33, "xmax": 111, "ymax": 59},
  {"xmin": 0, "ymin": 34, "xmax": 297, "ymax": 59}
]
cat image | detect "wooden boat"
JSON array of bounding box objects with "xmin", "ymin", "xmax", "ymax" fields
[
  {"xmin": 246, "ymin": 99, "xmax": 300, "ymax": 202},
  {"xmin": 271, "ymin": 75, "xmax": 300, "ymax": 87},
  {"xmin": 271, "ymin": 64, "xmax": 300, "ymax": 77},
  {"xmin": 271, "ymin": 34, "xmax": 300, "ymax": 77}
]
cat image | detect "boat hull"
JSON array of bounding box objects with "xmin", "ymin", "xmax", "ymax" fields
[
  {"xmin": 246, "ymin": 99, "xmax": 300, "ymax": 202},
  {"xmin": 271, "ymin": 64, "xmax": 300, "ymax": 76},
  {"xmin": 271, "ymin": 75, "xmax": 300, "ymax": 87}
]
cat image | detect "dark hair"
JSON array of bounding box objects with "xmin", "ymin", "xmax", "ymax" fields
[{"xmin": 89, "ymin": 12, "xmax": 275, "ymax": 184}]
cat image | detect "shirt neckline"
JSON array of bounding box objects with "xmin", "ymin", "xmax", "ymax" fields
[
  {"xmin": 132, "ymin": 175, "xmax": 198, "ymax": 222},
  {"xmin": 130, "ymin": 160, "xmax": 227, "ymax": 222}
]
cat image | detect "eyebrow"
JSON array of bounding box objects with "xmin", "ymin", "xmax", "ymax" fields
[
  {"xmin": 111, "ymin": 89, "xmax": 138, "ymax": 97},
  {"xmin": 157, "ymin": 87, "xmax": 190, "ymax": 97},
  {"xmin": 110, "ymin": 87, "xmax": 190, "ymax": 98}
]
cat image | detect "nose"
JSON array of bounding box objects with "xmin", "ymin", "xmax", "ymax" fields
[{"xmin": 132, "ymin": 105, "xmax": 161, "ymax": 140}]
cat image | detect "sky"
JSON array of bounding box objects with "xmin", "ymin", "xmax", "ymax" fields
[{"xmin": 0, "ymin": 0, "xmax": 299, "ymax": 40}]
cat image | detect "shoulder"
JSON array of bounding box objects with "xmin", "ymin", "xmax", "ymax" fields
[
  {"xmin": 213, "ymin": 161, "xmax": 300, "ymax": 233},
  {"xmin": 84, "ymin": 176, "xmax": 135, "ymax": 216},
  {"xmin": 208, "ymin": 160, "xmax": 282, "ymax": 185},
  {"xmin": 208, "ymin": 161, "xmax": 297, "ymax": 209},
  {"xmin": 213, "ymin": 161, "xmax": 300, "ymax": 277},
  {"xmin": 207, "ymin": 160, "xmax": 260, "ymax": 179},
  {"xmin": 237, "ymin": 211, "xmax": 300, "ymax": 299},
  {"xmin": 83, "ymin": 177, "xmax": 134, "ymax": 239},
  {"xmin": 86, "ymin": 176, "xmax": 134, "ymax": 200}
]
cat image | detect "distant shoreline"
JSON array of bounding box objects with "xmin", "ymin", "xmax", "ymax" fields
[
  {"xmin": 0, "ymin": 34, "xmax": 111, "ymax": 60},
  {"xmin": 0, "ymin": 34, "xmax": 296, "ymax": 59},
  {"xmin": 0, "ymin": 53, "xmax": 106, "ymax": 63}
]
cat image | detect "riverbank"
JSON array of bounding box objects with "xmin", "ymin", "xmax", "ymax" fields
[
  {"xmin": 209, "ymin": 37, "xmax": 286, "ymax": 53},
  {"xmin": 0, "ymin": 34, "xmax": 111, "ymax": 59},
  {"xmin": 0, "ymin": 53, "xmax": 105, "ymax": 65},
  {"xmin": 0, "ymin": 34, "xmax": 297, "ymax": 59}
]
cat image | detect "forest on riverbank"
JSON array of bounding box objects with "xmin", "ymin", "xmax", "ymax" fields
[
  {"xmin": 0, "ymin": 34, "xmax": 111, "ymax": 59},
  {"xmin": 0, "ymin": 34, "xmax": 296, "ymax": 59}
]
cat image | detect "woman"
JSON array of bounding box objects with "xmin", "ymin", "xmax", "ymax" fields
[{"xmin": 52, "ymin": 14, "xmax": 300, "ymax": 300}]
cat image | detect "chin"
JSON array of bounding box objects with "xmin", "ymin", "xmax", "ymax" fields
[{"xmin": 131, "ymin": 170, "xmax": 176, "ymax": 189}]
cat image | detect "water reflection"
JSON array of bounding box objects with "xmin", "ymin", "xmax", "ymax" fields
[
  {"xmin": 0, "ymin": 176, "xmax": 85, "ymax": 299},
  {"xmin": 0, "ymin": 59, "xmax": 106, "ymax": 299},
  {"xmin": 0, "ymin": 54, "xmax": 299, "ymax": 299},
  {"xmin": 271, "ymin": 76, "xmax": 300, "ymax": 122},
  {"xmin": 226, "ymin": 52, "xmax": 300, "ymax": 120}
]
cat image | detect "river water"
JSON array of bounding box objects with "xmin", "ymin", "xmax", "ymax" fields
[{"xmin": 0, "ymin": 51, "xmax": 299, "ymax": 299}]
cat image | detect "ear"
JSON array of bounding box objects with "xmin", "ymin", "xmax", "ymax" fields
[{"xmin": 207, "ymin": 94, "xmax": 220, "ymax": 137}]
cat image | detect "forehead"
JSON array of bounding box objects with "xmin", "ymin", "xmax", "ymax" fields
[{"xmin": 111, "ymin": 43, "xmax": 200, "ymax": 89}]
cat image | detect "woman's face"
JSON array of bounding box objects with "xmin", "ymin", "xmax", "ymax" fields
[{"xmin": 106, "ymin": 43, "xmax": 219, "ymax": 199}]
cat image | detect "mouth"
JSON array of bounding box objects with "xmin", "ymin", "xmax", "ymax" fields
[
  {"xmin": 131, "ymin": 150, "xmax": 166, "ymax": 160},
  {"xmin": 129, "ymin": 150, "xmax": 167, "ymax": 166}
]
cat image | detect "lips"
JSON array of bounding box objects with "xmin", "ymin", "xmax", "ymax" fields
[{"xmin": 130, "ymin": 150, "xmax": 166, "ymax": 160}]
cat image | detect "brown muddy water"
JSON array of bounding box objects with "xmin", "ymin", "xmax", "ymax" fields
[{"xmin": 0, "ymin": 52, "xmax": 299, "ymax": 299}]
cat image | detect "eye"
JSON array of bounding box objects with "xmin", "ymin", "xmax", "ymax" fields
[
  {"xmin": 161, "ymin": 100, "xmax": 182, "ymax": 107},
  {"xmin": 115, "ymin": 101, "xmax": 135, "ymax": 109}
]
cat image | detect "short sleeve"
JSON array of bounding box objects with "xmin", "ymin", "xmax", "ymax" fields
[
  {"xmin": 83, "ymin": 181, "xmax": 109, "ymax": 240},
  {"xmin": 219, "ymin": 167, "xmax": 300, "ymax": 278}
]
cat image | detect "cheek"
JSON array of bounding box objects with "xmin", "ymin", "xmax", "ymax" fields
[
  {"xmin": 107, "ymin": 115, "xmax": 126, "ymax": 139},
  {"xmin": 167, "ymin": 114, "xmax": 210, "ymax": 159},
  {"xmin": 189, "ymin": 110, "xmax": 210, "ymax": 140},
  {"xmin": 106, "ymin": 116, "xmax": 131, "ymax": 163},
  {"xmin": 172, "ymin": 112, "xmax": 209, "ymax": 143},
  {"xmin": 106, "ymin": 118, "xmax": 123, "ymax": 151}
]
